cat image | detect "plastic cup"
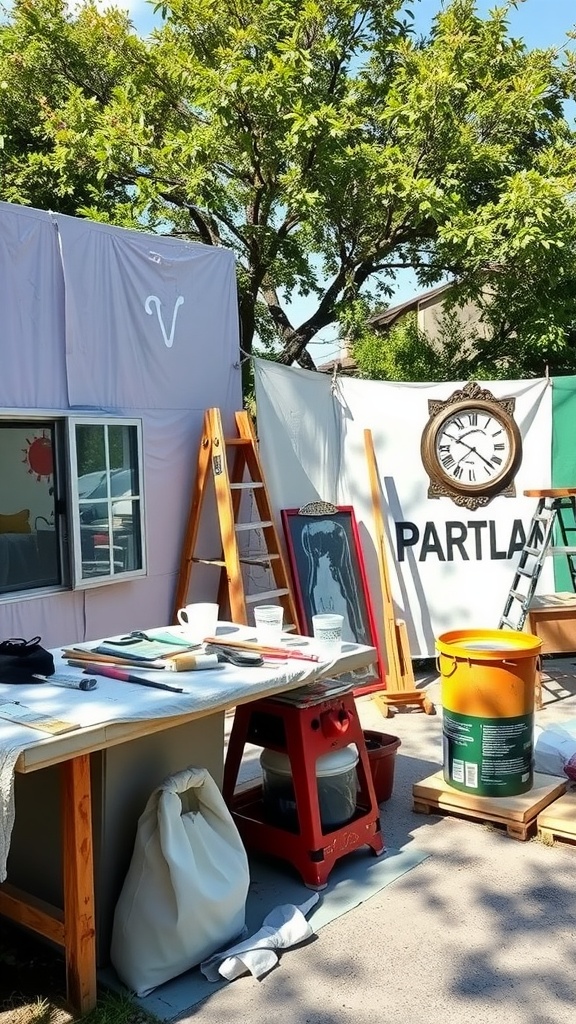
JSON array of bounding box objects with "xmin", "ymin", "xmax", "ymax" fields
[
  {"xmin": 253, "ymin": 605, "xmax": 284, "ymax": 645},
  {"xmin": 176, "ymin": 602, "xmax": 219, "ymax": 643},
  {"xmin": 312, "ymin": 613, "xmax": 344, "ymax": 660}
]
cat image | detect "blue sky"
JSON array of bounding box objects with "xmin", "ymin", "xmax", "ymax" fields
[
  {"xmin": 98, "ymin": 0, "xmax": 576, "ymax": 362},
  {"xmin": 116, "ymin": 0, "xmax": 576, "ymax": 50}
]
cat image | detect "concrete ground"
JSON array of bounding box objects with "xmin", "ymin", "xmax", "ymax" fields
[{"xmin": 177, "ymin": 659, "xmax": 576, "ymax": 1024}]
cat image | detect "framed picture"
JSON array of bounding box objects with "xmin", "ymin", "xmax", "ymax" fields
[{"xmin": 281, "ymin": 505, "xmax": 384, "ymax": 687}]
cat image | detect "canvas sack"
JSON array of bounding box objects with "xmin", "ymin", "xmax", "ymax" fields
[
  {"xmin": 110, "ymin": 766, "xmax": 250, "ymax": 997},
  {"xmin": 534, "ymin": 721, "xmax": 576, "ymax": 781}
]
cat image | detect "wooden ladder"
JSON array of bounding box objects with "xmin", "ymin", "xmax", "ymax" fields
[{"xmin": 172, "ymin": 407, "xmax": 300, "ymax": 629}]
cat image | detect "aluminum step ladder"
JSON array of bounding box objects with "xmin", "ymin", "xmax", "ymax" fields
[{"xmin": 498, "ymin": 488, "xmax": 576, "ymax": 631}]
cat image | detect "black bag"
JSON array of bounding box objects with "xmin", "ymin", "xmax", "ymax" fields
[{"xmin": 0, "ymin": 637, "xmax": 55, "ymax": 684}]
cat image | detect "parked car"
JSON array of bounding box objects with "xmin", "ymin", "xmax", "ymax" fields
[{"xmin": 78, "ymin": 469, "xmax": 135, "ymax": 524}]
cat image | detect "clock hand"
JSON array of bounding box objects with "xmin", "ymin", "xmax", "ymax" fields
[
  {"xmin": 459, "ymin": 428, "xmax": 485, "ymax": 440},
  {"xmin": 465, "ymin": 445, "xmax": 496, "ymax": 472},
  {"xmin": 444, "ymin": 433, "xmax": 496, "ymax": 472},
  {"xmin": 444, "ymin": 432, "xmax": 476, "ymax": 454}
]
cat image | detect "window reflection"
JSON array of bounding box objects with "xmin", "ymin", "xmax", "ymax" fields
[
  {"xmin": 0, "ymin": 422, "xmax": 61, "ymax": 594},
  {"xmin": 76, "ymin": 424, "xmax": 143, "ymax": 581}
]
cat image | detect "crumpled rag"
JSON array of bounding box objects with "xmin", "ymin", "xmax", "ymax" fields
[{"xmin": 200, "ymin": 892, "xmax": 320, "ymax": 982}]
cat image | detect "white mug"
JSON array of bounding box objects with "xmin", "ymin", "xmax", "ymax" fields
[{"xmin": 176, "ymin": 602, "xmax": 219, "ymax": 643}]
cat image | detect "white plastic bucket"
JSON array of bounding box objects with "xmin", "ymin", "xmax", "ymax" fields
[{"xmin": 260, "ymin": 745, "xmax": 359, "ymax": 830}]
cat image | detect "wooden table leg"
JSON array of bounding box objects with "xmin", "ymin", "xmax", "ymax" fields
[{"xmin": 62, "ymin": 754, "xmax": 97, "ymax": 1014}]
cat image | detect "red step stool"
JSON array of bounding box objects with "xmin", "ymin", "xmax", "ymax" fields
[{"xmin": 222, "ymin": 690, "xmax": 385, "ymax": 889}]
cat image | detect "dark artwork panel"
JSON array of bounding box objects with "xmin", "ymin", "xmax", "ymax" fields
[{"xmin": 282, "ymin": 507, "xmax": 382, "ymax": 686}]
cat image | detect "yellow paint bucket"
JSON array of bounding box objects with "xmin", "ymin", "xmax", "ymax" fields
[{"xmin": 436, "ymin": 629, "xmax": 541, "ymax": 797}]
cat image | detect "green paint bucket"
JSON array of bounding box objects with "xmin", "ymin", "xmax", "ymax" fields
[{"xmin": 436, "ymin": 629, "xmax": 542, "ymax": 798}]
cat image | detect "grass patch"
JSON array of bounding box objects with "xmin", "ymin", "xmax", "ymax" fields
[{"xmin": 0, "ymin": 922, "xmax": 159, "ymax": 1024}]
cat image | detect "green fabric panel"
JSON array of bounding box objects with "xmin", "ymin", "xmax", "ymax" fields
[{"xmin": 552, "ymin": 376, "xmax": 576, "ymax": 590}]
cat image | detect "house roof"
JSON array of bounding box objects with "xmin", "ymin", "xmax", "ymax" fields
[
  {"xmin": 317, "ymin": 282, "xmax": 454, "ymax": 373},
  {"xmin": 369, "ymin": 282, "xmax": 453, "ymax": 330}
]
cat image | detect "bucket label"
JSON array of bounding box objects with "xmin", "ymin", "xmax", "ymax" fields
[{"xmin": 443, "ymin": 709, "xmax": 533, "ymax": 797}]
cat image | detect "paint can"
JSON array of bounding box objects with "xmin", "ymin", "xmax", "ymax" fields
[{"xmin": 436, "ymin": 629, "xmax": 541, "ymax": 797}]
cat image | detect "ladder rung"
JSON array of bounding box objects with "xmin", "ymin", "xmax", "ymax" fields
[
  {"xmin": 192, "ymin": 557, "xmax": 226, "ymax": 566},
  {"xmin": 239, "ymin": 554, "xmax": 280, "ymax": 566},
  {"xmin": 225, "ymin": 438, "xmax": 251, "ymax": 447},
  {"xmin": 230, "ymin": 482, "xmax": 264, "ymax": 490},
  {"xmin": 235, "ymin": 520, "xmax": 273, "ymax": 532},
  {"xmin": 500, "ymin": 491, "xmax": 576, "ymax": 632},
  {"xmin": 245, "ymin": 589, "xmax": 290, "ymax": 603}
]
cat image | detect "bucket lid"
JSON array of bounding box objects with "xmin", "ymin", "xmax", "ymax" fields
[
  {"xmin": 435, "ymin": 628, "xmax": 541, "ymax": 659},
  {"xmin": 458, "ymin": 640, "xmax": 521, "ymax": 651},
  {"xmin": 260, "ymin": 744, "xmax": 359, "ymax": 777}
]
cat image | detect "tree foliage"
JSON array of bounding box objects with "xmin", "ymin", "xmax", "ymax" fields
[{"xmin": 1, "ymin": 0, "xmax": 576, "ymax": 372}]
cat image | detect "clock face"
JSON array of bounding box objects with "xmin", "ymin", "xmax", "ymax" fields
[
  {"xmin": 421, "ymin": 396, "xmax": 522, "ymax": 499},
  {"xmin": 435, "ymin": 407, "xmax": 513, "ymax": 489}
]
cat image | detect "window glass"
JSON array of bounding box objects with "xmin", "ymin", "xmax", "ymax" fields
[
  {"xmin": 0, "ymin": 415, "xmax": 145, "ymax": 597},
  {"xmin": 0, "ymin": 422, "xmax": 61, "ymax": 594},
  {"xmin": 74, "ymin": 422, "xmax": 145, "ymax": 583}
]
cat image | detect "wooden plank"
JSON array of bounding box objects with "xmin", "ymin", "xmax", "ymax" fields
[
  {"xmin": 413, "ymin": 771, "xmax": 566, "ymax": 826},
  {"xmin": 412, "ymin": 796, "xmax": 536, "ymax": 840},
  {"xmin": 363, "ymin": 429, "xmax": 402, "ymax": 691},
  {"xmin": 524, "ymin": 488, "xmax": 576, "ymax": 498},
  {"xmin": 537, "ymin": 790, "xmax": 576, "ymax": 847},
  {"xmin": 62, "ymin": 754, "xmax": 97, "ymax": 1015},
  {"xmin": 0, "ymin": 882, "xmax": 65, "ymax": 945}
]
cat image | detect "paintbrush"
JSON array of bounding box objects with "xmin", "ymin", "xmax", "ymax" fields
[
  {"xmin": 202, "ymin": 636, "xmax": 320, "ymax": 662},
  {"xmin": 66, "ymin": 651, "xmax": 221, "ymax": 673},
  {"xmin": 82, "ymin": 664, "xmax": 184, "ymax": 693}
]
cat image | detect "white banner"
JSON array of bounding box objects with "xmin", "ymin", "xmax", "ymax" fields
[{"xmin": 255, "ymin": 360, "xmax": 553, "ymax": 657}]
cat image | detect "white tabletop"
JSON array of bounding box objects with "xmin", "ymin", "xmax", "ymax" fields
[{"xmin": 0, "ymin": 624, "xmax": 377, "ymax": 881}]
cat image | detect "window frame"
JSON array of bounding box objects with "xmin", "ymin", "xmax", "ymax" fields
[
  {"xmin": 67, "ymin": 416, "xmax": 147, "ymax": 589},
  {"xmin": 0, "ymin": 409, "xmax": 147, "ymax": 598}
]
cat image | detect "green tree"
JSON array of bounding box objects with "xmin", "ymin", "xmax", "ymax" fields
[{"xmin": 1, "ymin": 0, "xmax": 575, "ymax": 372}]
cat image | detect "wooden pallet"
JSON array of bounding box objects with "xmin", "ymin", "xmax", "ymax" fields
[
  {"xmin": 413, "ymin": 771, "xmax": 567, "ymax": 841},
  {"xmin": 537, "ymin": 789, "xmax": 576, "ymax": 848}
]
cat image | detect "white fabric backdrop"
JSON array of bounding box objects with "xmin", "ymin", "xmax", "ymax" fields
[{"xmin": 254, "ymin": 360, "xmax": 553, "ymax": 657}]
